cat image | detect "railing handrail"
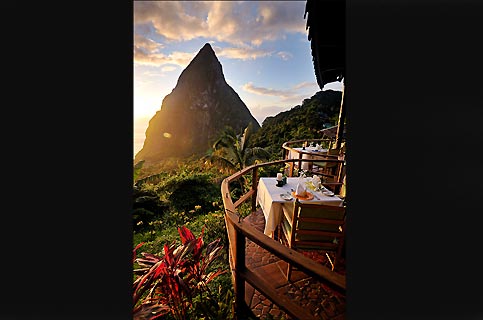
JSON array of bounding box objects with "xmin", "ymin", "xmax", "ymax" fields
[
  {"xmin": 282, "ymin": 138, "xmax": 335, "ymax": 147},
  {"xmin": 221, "ymin": 158, "xmax": 346, "ymax": 319},
  {"xmin": 282, "ymin": 139, "xmax": 345, "ymax": 159}
]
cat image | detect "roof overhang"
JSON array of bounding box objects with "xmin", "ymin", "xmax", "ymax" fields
[{"xmin": 304, "ymin": 0, "xmax": 345, "ymax": 89}]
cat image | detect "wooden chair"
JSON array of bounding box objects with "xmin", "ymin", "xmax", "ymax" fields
[
  {"xmin": 280, "ymin": 200, "xmax": 346, "ymax": 281},
  {"xmin": 312, "ymin": 147, "xmax": 341, "ymax": 175},
  {"xmin": 312, "ymin": 143, "xmax": 345, "ymax": 193}
]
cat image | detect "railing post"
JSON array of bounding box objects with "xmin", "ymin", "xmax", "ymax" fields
[
  {"xmin": 335, "ymin": 85, "xmax": 345, "ymax": 150},
  {"xmin": 337, "ymin": 159, "xmax": 346, "ymax": 194},
  {"xmin": 298, "ymin": 153, "xmax": 303, "ymax": 174},
  {"xmin": 233, "ymin": 228, "xmax": 246, "ymax": 318},
  {"xmin": 251, "ymin": 167, "xmax": 258, "ymax": 213}
]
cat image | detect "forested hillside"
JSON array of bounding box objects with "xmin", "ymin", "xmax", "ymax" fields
[{"xmin": 249, "ymin": 90, "xmax": 342, "ymax": 158}]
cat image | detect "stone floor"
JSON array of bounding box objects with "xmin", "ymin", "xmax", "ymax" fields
[{"xmin": 242, "ymin": 210, "xmax": 346, "ymax": 320}]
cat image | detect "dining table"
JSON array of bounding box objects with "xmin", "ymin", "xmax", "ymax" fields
[
  {"xmin": 256, "ymin": 177, "xmax": 344, "ymax": 237},
  {"xmin": 288, "ymin": 147, "xmax": 328, "ymax": 171}
]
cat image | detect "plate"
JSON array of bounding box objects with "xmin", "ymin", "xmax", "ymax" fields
[
  {"xmin": 280, "ymin": 193, "xmax": 293, "ymax": 201},
  {"xmin": 322, "ymin": 190, "xmax": 335, "ymax": 197},
  {"xmin": 291, "ymin": 191, "xmax": 314, "ymax": 200}
]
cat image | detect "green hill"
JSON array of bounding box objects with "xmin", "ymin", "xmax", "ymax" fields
[{"xmin": 249, "ymin": 90, "xmax": 342, "ymax": 158}]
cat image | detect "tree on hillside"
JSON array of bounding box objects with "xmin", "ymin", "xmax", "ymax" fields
[{"xmin": 206, "ymin": 123, "xmax": 271, "ymax": 173}]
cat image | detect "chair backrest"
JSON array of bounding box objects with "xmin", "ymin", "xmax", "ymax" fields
[
  {"xmin": 316, "ymin": 148, "xmax": 340, "ymax": 164},
  {"xmin": 327, "ymin": 147, "xmax": 340, "ymax": 156},
  {"xmin": 312, "ymin": 147, "xmax": 343, "ymax": 184},
  {"xmin": 283, "ymin": 200, "xmax": 346, "ymax": 251},
  {"xmin": 326, "ymin": 148, "xmax": 341, "ymax": 167}
]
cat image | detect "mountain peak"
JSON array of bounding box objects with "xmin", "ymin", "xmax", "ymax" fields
[
  {"xmin": 188, "ymin": 43, "xmax": 217, "ymax": 65},
  {"xmin": 134, "ymin": 43, "xmax": 260, "ymax": 164},
  {"xmin": 174, "ymin": 43, "xmax": 223, "ymax": 92},
  {"xmin": 201, "ymin": 42, "xmax": 214, "ymax": 53}
]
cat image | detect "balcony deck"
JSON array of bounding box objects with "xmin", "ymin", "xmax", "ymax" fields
[{"xmin": 242, "ymin": 209, "xmax": 346, "ymax": 320}]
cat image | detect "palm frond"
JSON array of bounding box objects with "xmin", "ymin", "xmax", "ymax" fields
[
  {"xmin": 239, "ymin": 123, "xmax": 253, "ymax": 153},
  {"xmin": 207, "ymin": 154, "xmax": 237, "ymax": 171},
  {"xmin": 250, "ymin": 147, "xmax": 271, "ymax": 159}
]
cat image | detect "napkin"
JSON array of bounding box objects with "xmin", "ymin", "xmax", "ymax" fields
[{"xmin": 295, "ymin": 181, "xmax": 307, "ymax": 197}]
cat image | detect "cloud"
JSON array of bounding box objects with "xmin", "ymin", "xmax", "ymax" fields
[
  {"xmin": 134, "ymin": 2, "xmax": 210, "ymax": 41},
  {"xmin": 133, "ymin": 2, "xmax": 307, "ymax": 67},
  {"xmin": 214, "ymin": 46, "xmax": 273, "ymax": 60},
  {"xmin": 293, "ymin": 82, "xmax": 318, "ymax": 90},
  {"xmin": 251, "ymin": 2, "xmax": 306, "ymax": 44},
  {"xmin": 276, "ymin": 51, "xmax": 293, "ymax": 61},
  {"xmin": 134, "ymin": 34, "xmax": 163, "ymax": 54},
  {"xmin": 161, "ymin": 66, "xmax": 177, "ymax": 72},
  {"xmin": 134, "ymin": 48, "xmax": 195, "ymax": 67},
  {"xmin": 243, "ymin": 82, "xmax": 289, "ymax": 98},
  {"xmin": 133, "ymin": 2, "xmax": 306, "ymax": 47},
  {"xmin": 242, "ymin": 81, "xmax": 318, "ymax": 103}
]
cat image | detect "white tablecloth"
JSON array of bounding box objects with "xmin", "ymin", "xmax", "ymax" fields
[
  {"xmin": 256, "ymin": 177, "xmax": 343, "ymax": 237},
  {"xmin": 288, "ymin": 147, "xmax": 328, "ymax": 170}
]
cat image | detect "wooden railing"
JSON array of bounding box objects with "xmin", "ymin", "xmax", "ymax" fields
[
  {"xmin": 282, "ymin": 140, "xmax": 346, "ymax": 193},
  {"xmin": 281, "ymin": 138, "xmax": 336, "ymax": 162},
  {"xmin": 221, "ymin": 158, "xmax": 346, "ymax": 320}
]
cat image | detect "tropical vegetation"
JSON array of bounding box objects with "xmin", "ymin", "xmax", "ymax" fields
[
  {"xmin": 207, "ymin": 122, "xmax": 271, "ymax": 172},
  {"xmin": 249, "ymin": 90, "xmax": 342, "ymax": 156},
  {"xmin": 133, "ymin": 226, "xmax": 231, "ymax": 320},
  {"xmin": 133, "ymin": 89, "xmax": 341, "ymax": 319}
]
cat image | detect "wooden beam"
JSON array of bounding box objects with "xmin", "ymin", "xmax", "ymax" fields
[
  {"xmin": 233, "ymin": 224, "xmax": 246, "ymax": 316},
  {"xmin": 251, "ymin": 167, "xmax": 258, "ymax": 212},
  {"xmin": 335, "ymin": 84, "xmax": 345, "ymax": 150},
  {"xmin": 234, "ymin": 189, "xmax": 255, "ymax": 209}
]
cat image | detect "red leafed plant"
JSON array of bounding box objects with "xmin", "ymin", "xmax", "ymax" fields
[{"xmin": 133, "ymin": 226, "xmax": 227, "ymax": 320}]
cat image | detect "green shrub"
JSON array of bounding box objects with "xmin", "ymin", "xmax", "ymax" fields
[
  {"xmin": 133, "ymin": 186, "xmax": 170, "ymax": 233},
  {"xmin": 166, "ymin": 177, "xmax": 219, "ymax": 214}
]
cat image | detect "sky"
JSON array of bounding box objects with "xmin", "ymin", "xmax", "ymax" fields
[{"xmin": 133, "ymin": 1, "xmax": 343, "ymax": 158}]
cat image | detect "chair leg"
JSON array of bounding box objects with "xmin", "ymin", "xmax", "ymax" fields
[{"xmin": 286, "ymin": 263, "xmax": 292, "ymax": 281}]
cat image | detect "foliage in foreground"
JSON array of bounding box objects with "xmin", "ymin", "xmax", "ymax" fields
[
  {"xmin": 133, "ymin": 160, "xmax": 222, "ymax": 234},
  {"xmin": 133, "ymin": 226, "xmax": 233, "ymax": 320}
]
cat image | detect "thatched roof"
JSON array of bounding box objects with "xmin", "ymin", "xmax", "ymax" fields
[{"xmin": 304, "ymin": 0, "xmax": 345, "ymax": 89}]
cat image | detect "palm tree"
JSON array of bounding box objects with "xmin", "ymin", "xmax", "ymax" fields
[
  {"xmin": 206, "ymin": 123, "xmax": 270, "ymax": 196},
  {"xmin": 208, "ymin": 123, "xmax": 270, "ymax": 173}
]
